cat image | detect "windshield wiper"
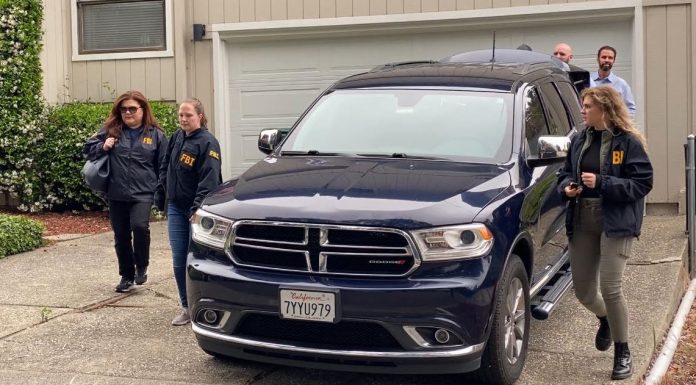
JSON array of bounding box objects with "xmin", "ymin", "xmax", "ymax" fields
[
  {"xmin": 356, "ymin": 153, "xmax": 446, "ymax": 160},
  {"xmin": 280, "ymin": 150, "xmax": 352, "ymax": 156}
]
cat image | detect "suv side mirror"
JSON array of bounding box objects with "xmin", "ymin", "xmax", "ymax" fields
[
  {"xmin": 258, "ymin": 128, "xmax": 291, "ymax": 154},
  {"xmin": 258, "ymin": 129, "xmax": 280, "ymax": 155},
  {"xmin": 528, "ymin": 136, "xmax": 571, "ymax": 168}
]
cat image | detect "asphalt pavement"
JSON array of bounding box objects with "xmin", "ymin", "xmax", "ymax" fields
[{"xmin": 0, "ymin": 214, "xmax": 689, "ymax": 385}]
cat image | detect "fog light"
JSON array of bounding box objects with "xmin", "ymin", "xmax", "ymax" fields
[
  {"xmin": 434, "ymin": 328, "xmax": 450, "ymax": 344},
  {"xmin": 203, "ymin": 310, "xmax": 219, "ymax": 324}
]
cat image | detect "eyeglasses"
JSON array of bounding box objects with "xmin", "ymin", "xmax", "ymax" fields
[{"xmin": 119, "ymin": 106, "xmax": 141, "ymax": 114}]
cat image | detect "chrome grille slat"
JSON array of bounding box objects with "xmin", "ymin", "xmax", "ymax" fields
[
  {"xmin": 226, "ymin": 221, "xmax": 420, "ymax": 277},
  {"xmin": 323, "ymin": 251, "xmax": 411, "ymax": 256},
  {"xmin": 234, "ymin": 236, "xmax": 307, "ymax": 246}
]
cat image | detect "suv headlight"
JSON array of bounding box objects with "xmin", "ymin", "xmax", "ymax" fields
[
  {"xmin": 191, "ymin": 209, "xmax": 233, "ymax": 249},
  {"xmin": 411, "ymin": 224, "xmax": 493, "ymax": 261}
]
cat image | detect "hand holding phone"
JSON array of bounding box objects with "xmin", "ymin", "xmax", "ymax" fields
[{"xmin": 564, "ymin": 182, "xmax": 582, "ymax": 197}]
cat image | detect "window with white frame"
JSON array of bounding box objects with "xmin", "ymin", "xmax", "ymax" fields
[{"xmin": 72, "ymin": 0, "xmax": 173, "ymax": 61}]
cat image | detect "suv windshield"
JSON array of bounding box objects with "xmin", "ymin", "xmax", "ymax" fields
[{"xmin": 281, "ymin": 89, "xmax": 513, "ymax": 163}]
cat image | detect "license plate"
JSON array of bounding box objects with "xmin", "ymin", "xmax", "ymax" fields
[{"xmin": 279, "ymin": 289, "xmax": 336, "ymax": 323}]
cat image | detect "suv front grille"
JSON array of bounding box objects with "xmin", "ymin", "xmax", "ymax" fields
[
  {"xmin": 227, "ymin": 221, "xmax": 418, "ymax": 276},
  {"xmin": 235, "ymin": 313, "xmax": 402, "ymax": 350}
]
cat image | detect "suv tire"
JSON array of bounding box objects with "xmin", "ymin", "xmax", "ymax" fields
[{"xmin": 476, "ymin": 254, "xmax": 530, "ymax": 385}]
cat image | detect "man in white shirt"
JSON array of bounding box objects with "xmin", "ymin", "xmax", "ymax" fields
[{"xmin": 590, "ymin": 45, "xmax": 636, "ymax": 117}]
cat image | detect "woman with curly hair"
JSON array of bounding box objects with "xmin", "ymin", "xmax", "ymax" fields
[{"xmin": 558, "ymin": 85, "xmax": 653, "ymax": 380}]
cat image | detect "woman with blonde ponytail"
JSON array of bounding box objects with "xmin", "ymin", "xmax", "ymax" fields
[{"xmin": 557, "ymin": 85, "xmax": 653, "ymax": 380}]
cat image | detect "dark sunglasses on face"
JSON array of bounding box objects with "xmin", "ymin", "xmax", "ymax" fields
[{"xmin": 119, "ymin": 106, "xmax": 141, "ymax": 114}]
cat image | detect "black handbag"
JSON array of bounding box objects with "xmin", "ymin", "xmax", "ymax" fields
[{"xmin": 82, "ymin": 155, "xmax": 110, "ymax": 194}]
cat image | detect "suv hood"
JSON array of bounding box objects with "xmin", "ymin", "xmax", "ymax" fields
[{"xmin": 204, "ymin": 156, "xmax": 511, "ymax": 230}]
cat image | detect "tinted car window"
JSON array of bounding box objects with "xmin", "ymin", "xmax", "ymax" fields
[
  {"xmin": 556, "ymin": 81, "xmax": 583, "ymax": 129},
  {"xmin": 283, "ymin": 89, "xmax": 514, "ymax": 163},
  {"xmin": 523, "ymin": 87, "xmax": 550, "ymax": 155},
  {"xmin": 539, "ymin": 83, "xmax": 572, "ymax": 136}
]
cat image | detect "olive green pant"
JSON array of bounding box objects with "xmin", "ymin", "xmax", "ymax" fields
[{"xmin": 569, "ymin": 198, "xmax": 633, "ymax": 343}]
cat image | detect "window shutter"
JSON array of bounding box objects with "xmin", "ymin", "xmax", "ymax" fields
[{"xmin": 79, "ymin": 0, "xmax": 165, "ymax": 53}]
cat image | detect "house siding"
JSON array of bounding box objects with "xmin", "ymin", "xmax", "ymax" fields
[
  {"xmin": 38, "ymin": 0, "xmax": 696, "ymax": 205},
  {"xmin": 644, "ymin": 2, "xmax": 692, "ymax": 204}
]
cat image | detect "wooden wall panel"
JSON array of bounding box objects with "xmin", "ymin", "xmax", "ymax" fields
[
  {"xmin": 100, "ymin": 61, "xmax": 116, "ymax": 101},
  {"xmin": 145, "ymin": 60, "xmax": 161, "ymax": 100},
  {"xmin": 288, "ymin": 0, "xmax": 304, "ymax": 19},
  {"xmin": 511, "ymin": 0, "xmax": 530, "ymax": 6},
  {"xmin": 371, "ymin": 0, "xmax": 388, "ymax": 14},
  {"xmin": 387, "ymin": 0, "xmax": 404, "ymax": 14},
  {"xmin": 255, "ymin": 0, "xmax": 272, "ymax": 21},
  {"xmin": 493, "ymin": 0, "xmax": 512, "ymax": 8},
  {"xmin": 457, "ymin": 0, "xmax": 474, "ymax": 9},
  {"xmin": 130, "ymin": 60, "xmax": 147, "ymax": 97},
  {"xmin": 224, "ymin": 0, "xmax": 241, "ymax": 21},
  {"xmin": 645, "ymin": 6, "xmax": 670, "ymax": 202},
  {"xmin": 240, "ymin": 0, "xmax": 255, "ymax": 21},
  {"xmin": 337, "ymin": 0, "xmax": 353, "ymax": 16},
  {"xmin": 85, "ymin": 62, "xmax": 101, "ymax": 101},
  {"xmin": 272, "ymin": 0, "xmax": 289, "ymax": 19},
  {"xmin": 320, "ymin": 0, "xmax": 337, "ymax": 17},
  {"xmin": 304, "ymin": 0, "xmax": 320, "ymax": 18},
  {"xmin": 665, "ymin": 5, "xmax": 690, "ymax": 202},
  {"xmin": 422, "ymin": 0, "xmax": 438, "ymax": 12},
  {"xmin": 115, "ymin": 60, "xmax": 132, "ymax": 95},
  {"xmin": 439, "ymin": 0, "xmax": 456, "ymax": 11},
  {"xmin": 404, "ymin": 0, "xmax": 421, "ymax": 12},
  {"xmin": 160, "ymin": 58, "xmax": 176, "ymax": 101},
  {"xmin": 41, "ymin": 0, "xmax": 72, "ymax": 104},
  {"xmin": 353, "ymin": 0, "xmax": 370, "ymax": 15}
]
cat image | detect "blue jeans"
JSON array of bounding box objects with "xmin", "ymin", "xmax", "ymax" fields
[{"xmin": 167, "ymin": 203, "xmax": 191, "ymax": 308}]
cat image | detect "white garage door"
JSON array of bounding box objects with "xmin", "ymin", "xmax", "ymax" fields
[{"xmin": 221, "ymin": 19, "xmax": 632, "ymax": 178}]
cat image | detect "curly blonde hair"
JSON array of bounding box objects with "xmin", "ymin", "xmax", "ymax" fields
[{"xmin": 580, "ymin": 86, "xmax": 646, "ymax": 150}]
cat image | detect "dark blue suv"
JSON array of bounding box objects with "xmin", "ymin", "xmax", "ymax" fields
[{"xmin": 186, "ymin": 49, "xmax": 587, "ymax": 385}]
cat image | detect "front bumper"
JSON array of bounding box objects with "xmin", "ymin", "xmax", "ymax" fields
[{"xmin": 187, "ymin": 254, "xmax": 496, "ymax": 374}]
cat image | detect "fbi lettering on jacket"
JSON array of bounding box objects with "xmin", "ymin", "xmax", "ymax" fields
[{"xmin": 180, "ymin": 152, "xmax": 196, "ymax": 167}]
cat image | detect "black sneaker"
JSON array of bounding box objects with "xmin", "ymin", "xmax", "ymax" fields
[
  {"xmin": 135, "ymin": 266, "xmax": 148, "ymax": 285},
  {"xmin": 115, "ymin": 277, "xmax": 134, "ymax": 293}
]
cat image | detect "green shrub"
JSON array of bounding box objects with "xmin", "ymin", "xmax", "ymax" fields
[
  {"xmin": 0, "ymin": 0, "xmax": 45, "ymax": 209},
  {"xmin": 0, "ymin": 213, "xmax": 44, "ymax": 258},
  {"xmin": 28, "ymin": 101, "xmax": 179, "ymax": 211}
]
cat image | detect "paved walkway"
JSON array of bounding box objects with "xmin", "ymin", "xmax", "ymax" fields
[{"xmin": 0, "ymin": 215, "xmax": 689, "ymax": 384}]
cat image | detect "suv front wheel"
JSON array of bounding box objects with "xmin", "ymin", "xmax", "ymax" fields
[{"xmin": 475, "ymin": 254, "xmax": 530, "ymax": 385}]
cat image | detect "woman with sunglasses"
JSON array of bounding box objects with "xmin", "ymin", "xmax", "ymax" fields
[{"xmin": 83, "ymin": 90, "xmax": 168, "ymax": 293}]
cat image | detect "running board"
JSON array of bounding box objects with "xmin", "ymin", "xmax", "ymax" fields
[{"xmin": 531, "ymin": 262, "xmax": 573, "ymax": 320}]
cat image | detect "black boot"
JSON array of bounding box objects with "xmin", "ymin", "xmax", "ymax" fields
[
  {"xmin": 595, "ymin": 316, "xmax": 611, "ymax": 351},
  {"xmin": 612, "ymin": 342, "xmax": 632, "ymax": 380}
]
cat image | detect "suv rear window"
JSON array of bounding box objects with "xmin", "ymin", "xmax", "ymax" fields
[{"xmin": 282, "ymin": 89, "xmax": 514, "ymax": 163}]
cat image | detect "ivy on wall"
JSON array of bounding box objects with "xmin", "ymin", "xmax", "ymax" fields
[{"xmin": 0, "ymin": 0, "xmax": 45, "ymax": 211}]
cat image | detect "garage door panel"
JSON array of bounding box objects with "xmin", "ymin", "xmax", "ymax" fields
[
  {"xmin": 240, "ymin": 88, "xmax": 324, "ymax": 119},
  {"xmin": 325, "ymin": 36, "xmax": 415, "ymax": 68},
  {"xmin": 222, "ymin": 20, "xmax": 632, "ymax": 179},
  {"xmin": 237, "ymin": 41, "xmax": 325, "ymax": 73}
]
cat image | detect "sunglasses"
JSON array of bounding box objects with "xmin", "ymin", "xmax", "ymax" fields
[{"xmin": 119, "ymin": 106, "xmax": 141, "ymax": 114}]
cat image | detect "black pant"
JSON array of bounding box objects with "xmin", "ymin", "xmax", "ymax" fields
[{"xmin": 109, "ymin": 200, "xmax": 151, "ymax": 280}]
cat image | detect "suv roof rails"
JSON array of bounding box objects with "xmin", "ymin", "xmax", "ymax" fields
[
  {"xmin": 442, "ymin": 49, "xmax": 563, "ymax": 66},
  {"xmin": 370, "ymin": 60, "xmax": 438, "ymax": 72},
  {"xmin": 442, "ymin": 49, "xmax": 590, "ymax": 94}
]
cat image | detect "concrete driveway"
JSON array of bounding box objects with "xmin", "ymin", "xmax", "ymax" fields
[{"xmin": 0, "ymin": 215, "xmax": 688, "ymax": 385}]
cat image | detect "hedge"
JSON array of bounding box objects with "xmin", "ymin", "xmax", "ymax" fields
[
  {"xmin": 0, "ymin": 0, "xmax": 44, "ymax": 210},
  {"xmin": 28, "ymin": 102, "xmax": 179, "ymax": 211},
  {"xmin": 0, "ymin": 213, "xmax": 44, "ymax": 258}
]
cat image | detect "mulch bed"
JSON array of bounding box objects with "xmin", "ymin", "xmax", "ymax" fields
[{"xmin": 0, "ymin": 209, "xmax": 111, "ymax": 236}]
